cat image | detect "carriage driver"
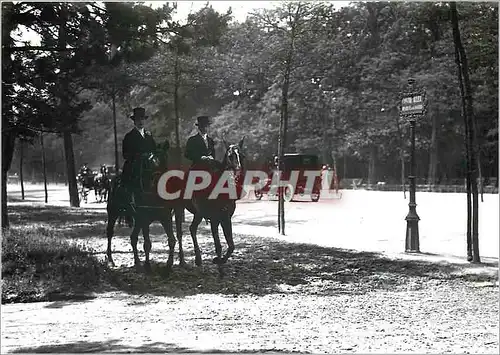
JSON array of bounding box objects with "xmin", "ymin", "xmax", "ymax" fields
[
  {"xmin": 100, "ymin": 164, "xmax": 108, "ymax": 176},
  {"xmin": 121, "ymin": 107, "xmax": 157, "ymax": 209},
  {"xmin": 79, "ymin": 163, "xmax": 91, "ymax": 177}
]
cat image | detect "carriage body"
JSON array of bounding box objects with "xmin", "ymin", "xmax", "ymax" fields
[{"xmin": 254, "ymin": 153, "xmax": 323, "ymax": 202}]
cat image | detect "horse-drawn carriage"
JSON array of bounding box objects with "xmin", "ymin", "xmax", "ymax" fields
[
  {"xmin": 77, "ymin": 165, "xmax": 113, "ymax": 203},
  {"xmin": 254, "ymin": 153, "xmax": 323, "ymax": 202}
]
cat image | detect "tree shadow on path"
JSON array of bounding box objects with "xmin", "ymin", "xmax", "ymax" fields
[
  {"xmin": 11, "ymin": 339, "xmax": 193, "ymax": 353},
  {"xmin": 104, "ymin": 233, "xmax": 499, "ymax": 298},
  {"xmin": 6, "ymin": 204, "xmax": 498, "ymax": 302}
]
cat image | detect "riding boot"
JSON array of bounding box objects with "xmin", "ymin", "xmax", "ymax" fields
[
  {"xmin": 193, "ymin": 196, "xmax": 210, "ymax": 225},
  {"xmin": 129, "ymin": 189, "xmax": 137, "ymax": 213}
]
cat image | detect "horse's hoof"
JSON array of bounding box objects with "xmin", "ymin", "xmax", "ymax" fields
[
  {"xmin": 212, "ymin": 257, "xmax": 222, "ymax": 265},
  {"xmin": 179, "ymin": 260, "xmax": 187, "ymax": 268}
]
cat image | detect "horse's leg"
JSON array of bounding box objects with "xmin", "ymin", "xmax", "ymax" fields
[
  {"xmin": 174, "ymin": 207, "xmax": 186, "ymax": 266},
  {"xmin": 220, "ymin": 215, "xmax": 235, "ymax": 264},
  {"xmin": 189, "ymin": 213, "xmax": 204, "ymax": 266},
  {"xmin": 160, "ymin": 217, "xmax": 176, "ymax": 270},
  {"xmin": 130, "ymin": 221, "xmax": 142, "ymax": 267},
  {"xmin": 210, "ymin": 218, "xmax": 223, "ymax": 264},
  {"xmin": 143, "ymin": 222, "xmax": 152, "ymax": 272},
  {"xmin": 106, "ymin": 210, "xmax": 118, "ymax": 267}
]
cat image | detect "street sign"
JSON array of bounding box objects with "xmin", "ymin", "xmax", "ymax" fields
[{"xmin": 401, "ymin": 93, "xmax": 425, "ymax": 116}]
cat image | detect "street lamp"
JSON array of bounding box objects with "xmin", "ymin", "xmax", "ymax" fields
[{"xmin": 400, "ymin": 78, "xmax": 426, "ymax": 253}]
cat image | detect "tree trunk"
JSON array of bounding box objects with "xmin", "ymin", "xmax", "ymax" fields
[
  {"xmin": 40, "ymin": 133, "xmax": 48, "ymax": 203},
  {"xmin": 173, "ymin": 48, "xmax": 182, "ymax": 168},
  {"xmin": 343, "ymin": 154, "xmax": 347, "ymax": 180},
  {"xmin": 428, "ymin": 109, "xmax": 439, "ymax": 189},
  {"xmin": 112, "ymin": 89, "xmax": 119, "ymax": 173},
  {"xmin": 19, "ymin": 140, "xmax": 25, "ymax": 200},
  {"xmin": 451, "ymin": 1, "xmax": 479, "ymax": 262},
  {"xmin": 452, "ymin": 10, "xmax": 472, "ymax": 261},
  {"xmin": 2, "ymin": 131, "xmax": 16, "ymax": 229},
  {"xmin": 476, "ymin": 146, "xmax": 484, "ymax": 202},
  {"xmin": 277, "ymin": 94, "xmax": 285, "ymax": 234},
  {"xmin": 173, "ymin": 48, "xmax": 185, "ymax": 222},
  {"xmin": 278, "ymin": 49, "xmax": 293, "ymax": 236},
  {"xmin": 368, "ymin": 145, "xmax": 377, "ymax": 187},
  {"xmin": 58, "ymin": 5, "xmax": 79, "ymax": 208},
  {"xmin": 321, "ymin": 99, "xmax": 331, "ymax": 165},
  {"xmin": 63, "ymin": 131, "xmax": 80, "ymax": 207}
]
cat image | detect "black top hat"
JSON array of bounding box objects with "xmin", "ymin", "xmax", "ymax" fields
[
  {"xmin": 130, "ymin": 107, "xmax": 148, "ymax": 120},
  {"xmin": 195, "ymin": 116, "xmax": 211, "ymax": 126}
]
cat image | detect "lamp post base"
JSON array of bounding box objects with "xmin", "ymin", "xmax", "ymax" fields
[{"xmin": 405, "ymin": 208, "xmax": 420, "ymax": 253}]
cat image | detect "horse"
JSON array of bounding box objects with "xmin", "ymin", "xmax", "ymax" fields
[
  {"xmin": 182, "ymin": 137, "xmax": 246, "ymax": 266},
  {"xmin": 105, "ymin": 149, "xmax": 185, "ymax": 271},
  {"xmin": 94, "ymin": 171, "xmax": 111, "ymax": 203}
]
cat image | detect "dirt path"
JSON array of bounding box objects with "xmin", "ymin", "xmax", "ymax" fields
[
  {"xmin": 2, "ymin": 223, "xmax": 498, "ymax": 353},
  {"xmin": 3, "ymin": 185, "xmax": 499, "ymax": 353},
  {"xmin": 2, "ymin": 283, "xmax": 498, "ymax": 353}
]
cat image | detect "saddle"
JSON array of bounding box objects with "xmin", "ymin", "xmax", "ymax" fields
[{"xmin": 117, "ymin": 154, "xmax": 161, "ymax": 212}]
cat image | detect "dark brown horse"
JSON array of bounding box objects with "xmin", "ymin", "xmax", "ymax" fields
[
  {"xmin": 105, "ymin": 150, "xmax": 185, "ymax": 271},
  {"xmin": 182, "ymin": 137, "xmax": 246, "ymax": 266}
]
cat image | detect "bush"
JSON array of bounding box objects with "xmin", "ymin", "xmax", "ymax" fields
[{"xmin": 1, "ymin": 226, "xmax": 110, "ymax": 303}]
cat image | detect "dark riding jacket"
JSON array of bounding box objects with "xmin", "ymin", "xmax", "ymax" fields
[
  {"xmin": 184, "ymin": 133, "xmax": 215, "ymax": 165},
  {"xmin": 122, "ymin": 128, "xmax": 157, "ymax": 184}
]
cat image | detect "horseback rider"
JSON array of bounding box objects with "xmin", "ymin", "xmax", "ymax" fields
[
  {"xmin": 184, "ymin": 115, "xmax": 216, "ymax": 167},
  {"xmin": 184, "ymin": 115, "xmax": 219, "ymax": 207},
  {"xmin": 121, "ymin": 107, "xmax": 157, "ymax": 209}
]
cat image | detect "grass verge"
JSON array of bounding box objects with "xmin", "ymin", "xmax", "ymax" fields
[{"xmin": 2, "ymin": 225, "xmax": 111, "ymax": 304}]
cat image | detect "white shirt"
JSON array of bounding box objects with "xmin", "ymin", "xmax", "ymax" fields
[
  {"xmin": 136, "ymin": 127, "xmax": 145, "ymax": 138},
  {"xmin": 200, "ymin": 132, "xmax": 208, "ymax": 148}
]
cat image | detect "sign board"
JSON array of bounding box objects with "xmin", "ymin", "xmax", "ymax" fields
[{"xmin": 401, "ymin": 94, "xmax": 424, "ymax": 116}]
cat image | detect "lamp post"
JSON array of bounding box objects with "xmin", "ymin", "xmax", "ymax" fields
[{"xmin": 400, "ymin": 78, "xmax": 425, "ymax": 253}]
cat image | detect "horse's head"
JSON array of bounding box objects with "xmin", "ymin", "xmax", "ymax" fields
[{"xmin": 222, "ymin": 136, "xmax": 246, "ymax": 173}]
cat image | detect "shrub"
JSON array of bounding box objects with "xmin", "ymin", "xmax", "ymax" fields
[{"xmin": 2, "ymin": 226, "xmax": 110, "ymax": 303}]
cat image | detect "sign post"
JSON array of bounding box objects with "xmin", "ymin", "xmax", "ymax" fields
[{"xmin": 400, "ymin": 78, "xmax": 426, "ymax": 253}]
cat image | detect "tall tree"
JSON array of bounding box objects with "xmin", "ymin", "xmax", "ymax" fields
[
  {"xmin": 2, "ymin": 1, "xmax": 177, "ymax": 225},
  {"xmin": 450, "ymin": 2, "xmax": 480, "ymax": 262},
  {"xmin": 252, "ymin": 1, "xmax": 321, "ymax": 234}
]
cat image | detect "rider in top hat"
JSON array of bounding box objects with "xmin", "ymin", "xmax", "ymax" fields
[
  {"xmin": 184, "ymin": 115, "xmax": 216, "ymax": 166},
  {"xmin": 121, "ymin": 107, "xmax": 157, "ymax": 207}
]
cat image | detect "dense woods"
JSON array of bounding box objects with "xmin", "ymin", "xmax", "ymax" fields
[{"xmin": 3, "ymin": 2, "xmax": 498, "ymax": 223}]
